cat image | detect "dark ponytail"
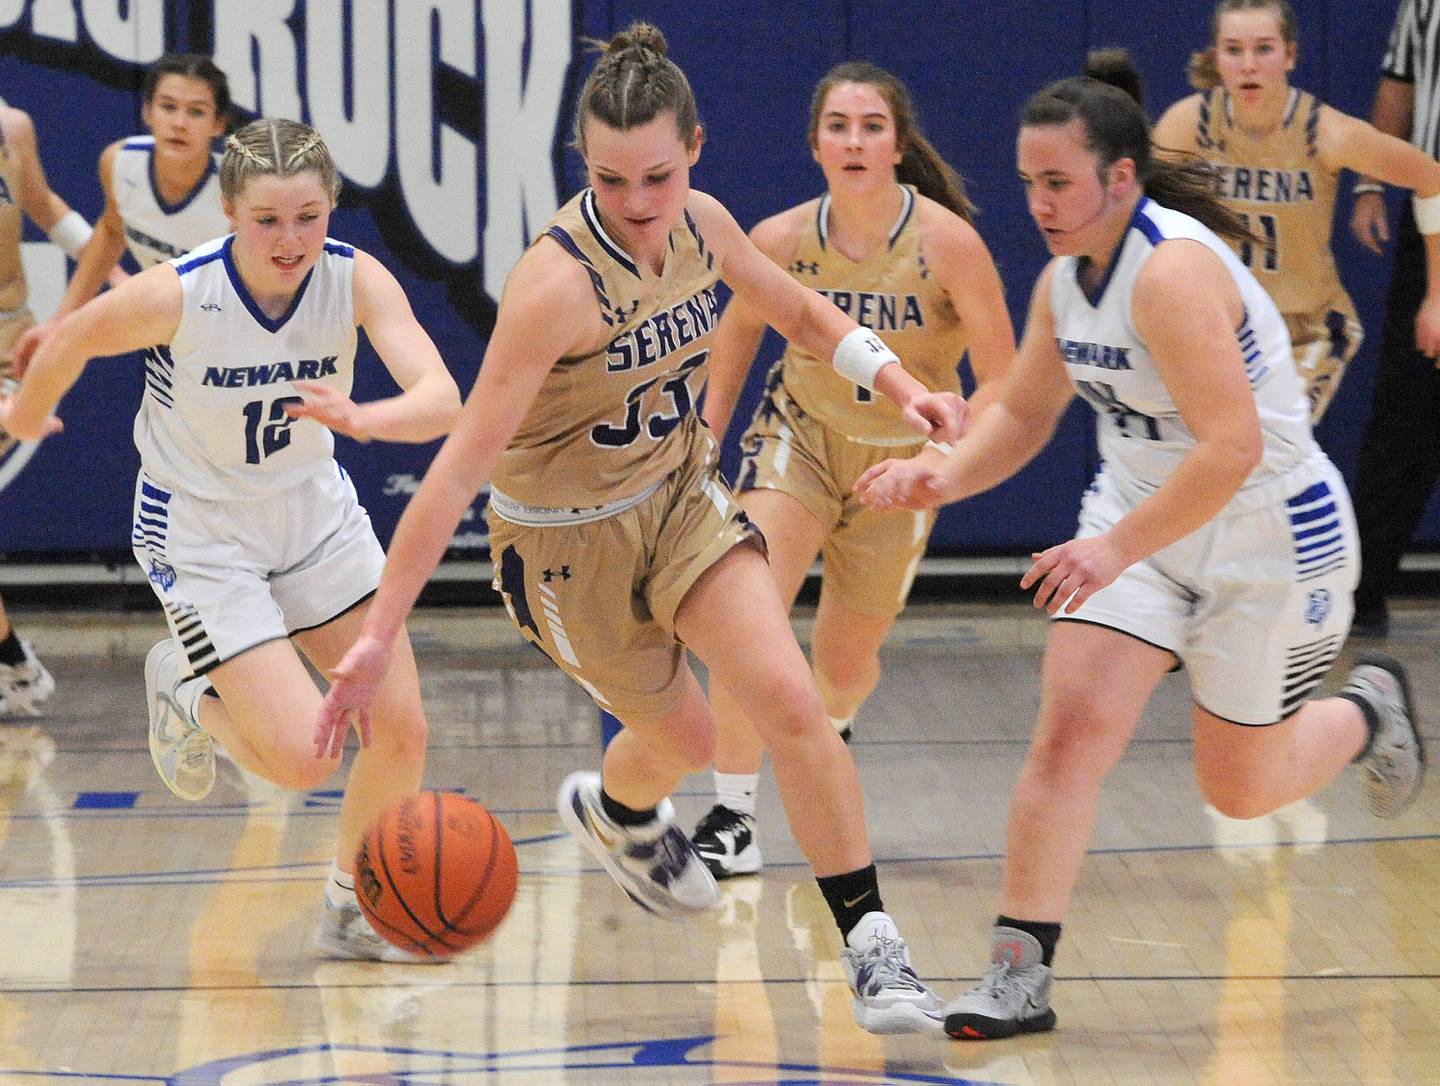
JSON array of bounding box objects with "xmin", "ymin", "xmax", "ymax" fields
[{"xmin": 1022, "ymin": 48, "xmax": 1252, "ymax": 243}]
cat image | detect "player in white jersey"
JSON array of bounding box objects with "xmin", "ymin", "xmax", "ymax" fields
[
  {"xmin": 0, "ymin": 119, "xmax": 461, "ymax": 963},
  {"xmin": 0, "ymin": 95, "xmax": 103, "ymax": 716},
  {"xmin": 858, "ymin": 52, "xmax": 1424, "ymax": 1041},
  {"xmin": 317, "ymin": 23, "xmax": 966, "ymax": 1035},
  {"xmin": 12, "ymin": 54, "xmax": 231, "ymax": 370}
]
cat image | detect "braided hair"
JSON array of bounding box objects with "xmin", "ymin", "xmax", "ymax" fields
[
  {"xmin": 219, "ymin": 118, "xmax": 341, "ymax": 203},
  {"xmin": 572, "ymin": 22, "xmax": 702, "ymax": 154}
]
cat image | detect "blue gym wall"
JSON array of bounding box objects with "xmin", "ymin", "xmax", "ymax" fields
[{"xmin": 0, "ymin": 0, "xmax": 1419, "ymax": 562}]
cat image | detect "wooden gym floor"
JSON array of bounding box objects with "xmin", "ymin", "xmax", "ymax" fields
[{"xmin": 1, "ymin": 599, "xmax": 1438, "ymax": 1085}]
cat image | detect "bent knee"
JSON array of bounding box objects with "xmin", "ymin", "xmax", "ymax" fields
[
  {"xmin": 752, "ymin": 682, "xmax": 828, "ymax": 745},
  {"xmin": 1026, "ymin": 712, "xmax": 1110, "ymax": 781},
  {"xmin": 368, "ymin": 709, "xmax": 429, "ymax": 763},
  {"xmin": 265, "ymin": 755, "xmax": 338, "ymax": 792}
]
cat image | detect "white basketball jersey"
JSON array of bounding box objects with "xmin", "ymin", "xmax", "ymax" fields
[
  {"xmin": 111, "ymin": 136, "xmax": 229, "ymax": 268},
  {"xmin": 135, "ymin": 235, "xmax": 358, "ymax": 500},
  {"xmin": 1050, "ymin": 197, "xmax": 1313, "ymax": 507}
]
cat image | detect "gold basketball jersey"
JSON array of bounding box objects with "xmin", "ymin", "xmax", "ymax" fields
[
  {"xmin": 0, "ymin": 100, "xmax": 28, "ymax": 315},
  {"xmin": 492, "ymin": 188, "xmax": 723, "ymax": 509},
  {"xmin": 1192, "ymin": 88, "xmax": 1354, "ymax": 323},
  {"xmin": 776, "ymin": 185, "xmax": 968, "ymax": 441}
]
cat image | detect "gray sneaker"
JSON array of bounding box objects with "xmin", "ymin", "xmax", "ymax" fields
[
  {"xmin": 312, "ymin": 896, "xmax": 442, "ymax": 964},
  {"xmin": 841, "ymin": 911, "xmax": 945, "ymax": 1034},
  {"xmin": 944, "ymin": 927, "xmax": 1057, "ymax": 1040},
  {"xmin": 145, "ymin": 640, "xmax": 215, "ymax": 802},
  {"xmin": 557, "ymin": 770, "xmax": 718, "ymax": 918},
  {"xmin": 0, "ymin": 640, "xmax": 54, "ymax": 717},
  {"xmin": 1342, "ymin": 652, "xmax": 1425, "ymax": 819}
]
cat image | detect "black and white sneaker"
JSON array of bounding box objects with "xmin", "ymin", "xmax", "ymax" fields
[{"xmin": 692, "ymin": 803, "xmax": 761, "ymax": 879}]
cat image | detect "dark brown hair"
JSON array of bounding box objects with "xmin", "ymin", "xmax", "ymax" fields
[
  {"xmin": 1021, "ymin": 48, "xmax": 1253, "ymax": 243},
  {"xmin": 142, "ymin": 53, "xmax": 232, "ymax": 125},
  {"xmin": 807, "ymin": 61, "xmax": 977, "ymax": 223},
  {"xmin": 572, "ymin": 22, "xmax": 701, "ymax": 155}
]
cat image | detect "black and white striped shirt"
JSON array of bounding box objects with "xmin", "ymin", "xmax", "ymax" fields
[{"xmin": 1385, "ymin": 0, "xmax": 1440, "ymax": 157}]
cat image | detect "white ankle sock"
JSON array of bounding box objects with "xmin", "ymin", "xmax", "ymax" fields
[
  {"xmin": 715, "ymin": 771, "xmax": 759, "ymax": 816},
  {"xmin": 175, "ymin": 675, "xmax": 214, "ymax": 727},
  {"xmin": 325, "ymin": 861, "xmax": 355, "ymax": 908}
]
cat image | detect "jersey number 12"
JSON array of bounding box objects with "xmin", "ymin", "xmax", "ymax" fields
[{"xmin": 242, "ymin": 396, "xmax": 303, "ymax": 463}]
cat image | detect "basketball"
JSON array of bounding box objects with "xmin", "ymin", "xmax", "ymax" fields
[{"xmin": 354, "ymin": 791, "xmax": 518, "ymax": 959}]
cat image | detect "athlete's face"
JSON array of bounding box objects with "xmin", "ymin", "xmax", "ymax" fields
[
  {"xmin": 224, "ymin": 172, "xmax": 333, "ymax": 293},
  {"xmin": 584, "ymin": 112, "xmax": 701, "ymax": 258},
  {"xmin": 1017, "ymin": 120, "xmax": 1135, "ymax": 258},
  {"xmin": 142, "ymin": 74, "xmax": 226, "ymax": 166},
  {"xmin": 811, "ymin": 82, "xmax": 903, "ymax": 192},
  {"xmin": 1215, "ymin": 10, "xmax": 1296, "ymax": 107}
]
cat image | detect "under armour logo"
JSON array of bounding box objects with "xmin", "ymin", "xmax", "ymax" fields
[
  {"xmin": 542, "ymin": 565, "xmax": 571, "ymax": 582},
  {"xmin": 200, "ymin": 303, "xmax": 222, "ymax": 312},
  {"xmin": 791, "ymin": 260, "xmax": 819, "ymax": 275}
]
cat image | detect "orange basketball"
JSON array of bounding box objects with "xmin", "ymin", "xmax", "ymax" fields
[{"xmin": 355, "ymin": 791, "xmax": 518, "ymax": 959}]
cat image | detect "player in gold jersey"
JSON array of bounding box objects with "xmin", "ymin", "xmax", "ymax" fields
[
  {"xmin": 1154, "ymin": 0, "xmax": 1440, "ymax": 420},
  {"xmin": 689, "ymin": 63, "xmax": 1013, "ymax": 879},
  {"xmin": 318, "ymin": 24, "xmax": 966, "ymax": 1035},
  {"xmin": 0, "ymin": 95, "xmax": 109, "ymax": 717}
]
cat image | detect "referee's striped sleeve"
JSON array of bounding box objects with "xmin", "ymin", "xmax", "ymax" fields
[
  {"xmin": 1382, "ymin": 0, "xmax": 1417, "ymax": 80},
  {"xmin": 1382, "ymin": 0, "xmax": 1440, "ymax": 158}
]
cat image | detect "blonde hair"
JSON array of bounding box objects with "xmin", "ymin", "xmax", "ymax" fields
[
  {"xmin": 219, "ymin": 118, "xmax": 341, "ymax": 203},
  {"xmin": 1188, "ymin": 0, "xmax": 1298, "ymax": 91}
]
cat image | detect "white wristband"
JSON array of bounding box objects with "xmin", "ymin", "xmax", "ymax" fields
[
  {"xmin": 46, "ymin": 210, "xmax": 92, "ymax": 257},
  {"xmin": 1352, "ymin": 182, "xmax": 1384, "ymax": 197},
  {"xmin": 924, "ymin": 439, "xmax": 955, "ymax": 456},
  {"xmin": 1415, "ymin": 191, "xmax": 1440, "ymax": 235},
  {"xmin": 832, "ymin": 327, "xmax": 898, "ymax": 392}
]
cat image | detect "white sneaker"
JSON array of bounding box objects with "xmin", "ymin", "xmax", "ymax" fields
[
  {"xmin": 1342, "ymin": 652, "xmax": 1425, "ymax": 819},
  {"xmin": 312, "ymin": 896, "xmax": 443, "ymax": 964},
  {"xmin": 557, "ymin": 770, "xmax": 718, "ymax": 918},
  {"xmin": 145, "ymin": 640, "xmax": 215, "ymax": 801},
  {"xmin": 841, "ymin": 911, "xmax": 945, "ymax": 1034},
  {"xmin": 0, "ymin": 640, "xmax": 55, "ymax": 717}
]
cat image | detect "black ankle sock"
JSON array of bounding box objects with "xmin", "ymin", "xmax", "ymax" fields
[
  {"xmin": 1339, "ymin": 691, "xmax": 1381, "ymax": 762},
  {"xmin": 599, "ymin": 787, "xmax": 659, "ymax": 826},
  {"xmin": 997, "ymin": 914, "xmax": 1062, "ymax": 967},
  {"xmin": 0, "ymin": 632, "xmax": 24, "ymax": 666},
  {"xmin": 817, "ymin": 864, "xmax": 883, "ymax": 938}
]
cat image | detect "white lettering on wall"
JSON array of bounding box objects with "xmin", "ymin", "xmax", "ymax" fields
[
  {"xmin": 81, "ymin": 0, "xmax": 164, "ymax": 62},
  {"xmin": 29, "ymin": 0, "xmax": 77, "ymax": 42},
  {"xmin": 213, "ymin": 0, "xmax": 303, "ymax": 119},
  {"xmin": 483, "ymin": 0, "xmax": 570, "ymax": 298},
  {"xmin": 306, "ymin": 0, "xmax": 391, "ymax": 189},
  {"xmin": 396, "ymin": 0, "xmax": 478, "ymax": 263}
]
